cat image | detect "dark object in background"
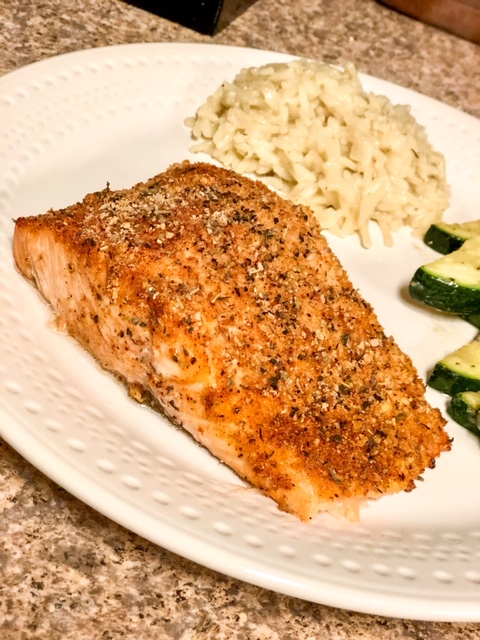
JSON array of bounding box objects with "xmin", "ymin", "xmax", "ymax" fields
[
  {"xmin": 124, "ymin": 0, "xmax": 259, "ymax": 34},
  {"xmin": 377, "ymin": 0, "xmax": 480, "ymax": 44}
]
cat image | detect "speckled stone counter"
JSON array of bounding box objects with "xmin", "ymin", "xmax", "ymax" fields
[{"xmin": 1, "ymin": 1, "xmax": 480, "ymax": 638}]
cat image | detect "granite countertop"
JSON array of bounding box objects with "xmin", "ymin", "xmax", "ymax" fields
[{"xmin": 1, "ymin": 1, "xmax": 480, "ymax": 638}]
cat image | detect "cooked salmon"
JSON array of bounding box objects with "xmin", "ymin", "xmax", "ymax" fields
[{"xmin": 13, "ymin": 161, "xmax": 451, "ymax": 521}]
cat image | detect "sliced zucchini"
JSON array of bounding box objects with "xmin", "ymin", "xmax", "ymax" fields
[
  {"xmin": 409, "ymin": 235, "xmax": 480, "ymax": 314},
  {"xmin": 428, "ymin": 340, "xmax": 480, "ymax": 395},
  {"xmin": 464, "ymin": 313, "xmax": 480, "ymax": 329},
  {"xmin": 448, "ymin": 391, "xmax": 480, "ymax": 436},
  {"xmin": 424, "ymin": 220, "xmax": 480, "ymax": 255}
]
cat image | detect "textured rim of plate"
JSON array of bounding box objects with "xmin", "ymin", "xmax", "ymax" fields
[{"xmin": 1, "ymin": 42, "xmax": 480, "ymax": 622}]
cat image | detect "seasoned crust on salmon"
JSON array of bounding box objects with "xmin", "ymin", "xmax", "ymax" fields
[{"xmin": 13, "ymin": 160, "xmax": 451, "ymax": 521}]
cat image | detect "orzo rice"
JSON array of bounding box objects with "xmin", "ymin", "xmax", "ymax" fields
[{"xmin": 186, "ymin": 59, "xmax": 449, "ymax": 248}]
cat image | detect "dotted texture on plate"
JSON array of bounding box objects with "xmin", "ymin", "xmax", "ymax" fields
[{"xmin": 1, "ymin": 43, "xmax": 480, "ymax": 622}]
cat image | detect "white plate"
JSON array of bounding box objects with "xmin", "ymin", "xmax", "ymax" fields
[{"xmin": 1, "ymin": 43, "xmax": 480, "ymax": 622}]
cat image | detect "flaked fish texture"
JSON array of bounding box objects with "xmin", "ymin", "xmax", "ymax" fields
[{"xmin": 13, "ymin": 161, "xmax": 451, "ymax": 521}]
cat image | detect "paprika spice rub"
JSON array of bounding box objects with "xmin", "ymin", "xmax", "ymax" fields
[{"xmin": 13, "ymin": 161, "xmax": 451, "ymax": 521}]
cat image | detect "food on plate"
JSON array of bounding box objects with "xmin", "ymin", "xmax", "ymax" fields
[
  {"xmin": 423, "ymin": 219, "xmax": 480, "ymax": 255},
  {"xmin": 426, "ymin": 334, "xmax": 480, "ymax": 439},
  {"xmin": 428, "ymin": 339, "xmax": 480, "ymax": 396},
  {"xmin": 409, "ymin": 222, "xmax": 480, "ymax": 437},
  {"xmin": 409, "ymin": 234, "xmax": 480, "ymax": 315},
  {"xmin": 448, "ymin": 391, "xmax": 480, "ymax": 437},
  {"xmin": 186, "ymin": 59, "xmax": 449, "ymax": 248},
  {"xmin": 420, "ymin": 219, "xmax": 480, "ymax": 328},
  {"xmin": 13, "ymin": 161, "xmax": 451, "ymax": 521}
]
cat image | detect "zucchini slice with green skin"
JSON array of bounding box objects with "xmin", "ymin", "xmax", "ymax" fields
[
  {"xmin": 464, "ymin": 313, "xmax": 480, "ymax": 329},
  {"xmin": 409, "ymin": 235, "xmax": 480, "ymax": 314},
  {"xmin": 448, "ymin": 391, "xmax": 480, "ymax": 436},
  {"xmin": 428, "ymin": 340, "xmax": 480, "ymax": 395},
  {"xmin": 424, "ymin": 220, "xmax": 480, "ymax": 255}
]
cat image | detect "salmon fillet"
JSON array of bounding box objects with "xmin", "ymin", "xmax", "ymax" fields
[{"xmin": 13, "ymin": 161, "xmax": 451, "ymax": 521}]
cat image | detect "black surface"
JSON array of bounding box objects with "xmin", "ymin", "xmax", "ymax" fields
[{"xmin": 123, "ymin": 0, "xmax": 259, "ymax": 34}]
